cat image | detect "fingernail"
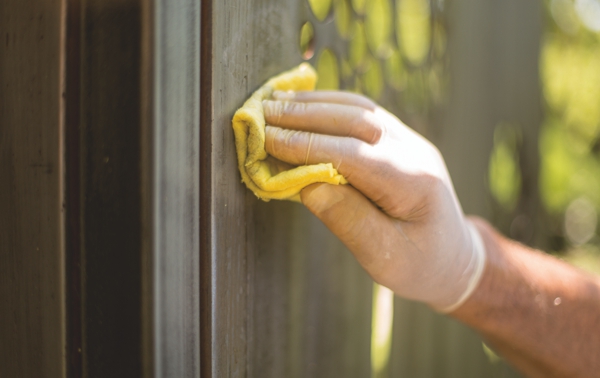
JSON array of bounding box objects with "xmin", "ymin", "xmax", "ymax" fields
[{"xmin": 272, "ymin": 90, "xmax": 296, "ymax": 101}]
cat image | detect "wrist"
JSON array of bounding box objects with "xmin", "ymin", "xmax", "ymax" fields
[
  {"xmin": 432, "ymin": 218, "xmax": 487, "ymax": 313},
  {"xmin": 447, "ymin": 217, "xmax": 600, "ymax": 377}
]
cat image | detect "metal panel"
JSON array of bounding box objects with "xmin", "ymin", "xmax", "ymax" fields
[
  {"xmin": 0, "ymin": 0, "xmax": 66, "ymax": 376},
  {"xmin": 200, "ymin": 1, "xmax": 373, "ymax": 376},
  {"xmin": 145, "ymin": 0, "xmax": 201, "ymax": 376},
  {"xmin": 2, "ymin": 0, "xmax": 200, "ymax": 376},
  {"xmin": 249, "ymin": 203, "xmax": 373, "ymax": 378},
  {"xmin": 72, "ymin": 0, "xmax": 201, "ymax": 375}
]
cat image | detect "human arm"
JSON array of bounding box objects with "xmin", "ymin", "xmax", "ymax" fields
[
  {"xmin": 454, "ymin": 217, "xmax": 600, "ymax": 377},
  {"xmin": 262, "ymin": 90, "xmax": 600, "ymax": 376},
  {"xmin": 263, "ymin": 90, "xmax": 484, "ymax": 311}
]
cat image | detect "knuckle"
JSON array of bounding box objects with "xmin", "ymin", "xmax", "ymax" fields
[
  {"xmin": 264, "ymin": 100, "xmax": 282, "ymax": 121},
  {"xmin": 369, "ymin": 122, "xmax": 384, "ymax": 144},
  {"xmin": 285, "ymin": 100, "xmax": 307, "ymax": 116},
  {"xmin": 277, "ymin": 129, "xmax": 309, "ymax": 163},
  {"xmin": 264, "ymin": 100, "xmax": 308, "ymax": 125},
  {"xmin": 279, "ymin": 128, "xmax": 296, "ymax": 147},
  {"xmin": 354, "ymin": 92, "xmax": 377, "ymax": 107},
  {"xmin": 360, "ymin": 110, "xmax": 385, "ymax": 144}
]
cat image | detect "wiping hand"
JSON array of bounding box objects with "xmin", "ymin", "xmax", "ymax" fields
[{"xmin": 262, "ymin": 90, "xmax": 485, "ymax": 312}]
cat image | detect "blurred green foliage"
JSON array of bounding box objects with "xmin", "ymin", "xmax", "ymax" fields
[
  {"xmin": 397, "ymin": 0, "xmax": 431, "ymax": 65},
  {"xmin": 362, "ymin": 55, "xmax": 384, "ymax": 99},
  {"xmin": 299, "ymin": 22, "xmax": 315, "ymax": 59},
  {"xmin": 563, "ymin": 244, "xmax": 600, "ymax": 275},
  {"xmin": 316, "ymin": 49, "xmax": 340, "ymax": 90},
  {"xmin": 539, "ymin": 0, "xmax": 600, "ymax": 254},
  {"xmin": 352, "ymin": 0, "xmax": 367, "ymax": 15},
  {"xmin": 365, "ymin": 0, "xmax": 394, "ymax": 58},
  {"xmin": 540, "ymin": 30, "xmax": 600, "ymax": 214},
  {"xmin": 305, "ymin": 0, "xmax": 447, "ymax": 117},
  {"xmin": 371, "ymin": 284, "xmax": 394, "ymax": 377},
  {"xmin": 308, "ymin": 0, "xmax": 333, "ymax": 21},
  {"xmin": 349, "ymin": 20, "xmax": 369, "ymax": 70},
  {"xmin": 385, "ymin": 49, "xmax": 407, "ymax": 91},
  {"xmin": 489, "ymin": 1, "xmax": 600, "ymax": 259},
  {"xmin": 334, "ymin": 0, "xmax": 353, "ymax": 39},
  {"xmin": 489, "ymin": 124, "xmax": 522, "ymax": 212}
]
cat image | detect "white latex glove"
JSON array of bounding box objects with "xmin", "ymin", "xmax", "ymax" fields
[{"xmin": 262, "ymin": 90, "xmax": 486, "ymax": 313}]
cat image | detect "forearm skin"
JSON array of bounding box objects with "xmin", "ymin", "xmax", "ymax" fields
[{"xmin": 450, "ymin": 217, "xmax": 600, "ymax": 377}]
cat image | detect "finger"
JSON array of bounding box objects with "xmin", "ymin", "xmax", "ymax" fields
[
  {"xmin": 266, "ymin": 125, "xmax": 433, "ymax": 221},
  {"xmin": 272, "ymin": 90, "xmax": 377, "ymax": 111},
  {"xmin": 265, "ymin": 125, "xmax": 369, "ymax": 176},
  {"xmin": 300, "ymin": 183, "xmax": 400, "ymax": 283},
  {"xmin": 262, "ymin": 100, "xmax": 383, "ymax": 144}
]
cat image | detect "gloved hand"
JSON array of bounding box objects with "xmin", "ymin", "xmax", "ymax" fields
[{"xmin": 262, "ymin": 90, "xmax": 486, "ymax": 313}]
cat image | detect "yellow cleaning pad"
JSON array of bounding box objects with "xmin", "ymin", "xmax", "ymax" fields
[{"xmin": 232, "ymin": 63, "xmax": 347, "ymax": 202}]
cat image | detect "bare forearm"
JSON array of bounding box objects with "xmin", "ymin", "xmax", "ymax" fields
[{"xmin": 451, "ymin": 217, "xmax": 600, "ymax": 377}]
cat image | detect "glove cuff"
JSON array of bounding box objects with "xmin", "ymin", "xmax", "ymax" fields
[{"xmin": 437, "ymin": 220, "xmax": 487, "ymax": 313}]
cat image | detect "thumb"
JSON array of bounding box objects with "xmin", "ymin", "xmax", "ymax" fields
[{"xmin": 301, "ymin": 183, "xmax": 399, "ymax": 281}]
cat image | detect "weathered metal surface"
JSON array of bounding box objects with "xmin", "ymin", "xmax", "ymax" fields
[
  {"xmin": 248, "ymin": 203, "xmax": 373, "ymax": 378},
  {"xmin": 0, "ymin": 0, "xmax": 66, "ymax": 376},
  {"xmin": 144, "ymin": 0, "xmax": 201, "ymax": 376},
  {"xmin": 200, "ymin": 1, "xmax": 373, "ymax": 376}
]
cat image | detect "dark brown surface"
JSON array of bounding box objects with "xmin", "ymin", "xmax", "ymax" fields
[
  {"xmin": 79, "ymin": 1, "xmax": 143, "ymax": 376},
  {"xmin": 199, "ymin": 0, "xmax": 213, "ymax": 376},
  {"xmin": 72, "ymin": 0, "xmax": 202, "ymax": 376},
  {"xmin": 65, "ymin": 0, "xmax": 83, "ymax": 375},
  {"xmin": 66, "ymin": 0, "xmax": 201, "ymax": 376},
  {"xmin": 0, "ymin": 0, "xmax": 66, "ymax": 376}
]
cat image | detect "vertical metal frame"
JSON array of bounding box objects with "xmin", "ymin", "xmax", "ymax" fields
[
  {"xmin": 143, "ymin": 0, "xmax": 201, "ymax": 376},
  {"xmin": 63, "ymin": 0, "xmax": 201, "ymax": 375},
  {"xmin": 77, "ymin": 0, "xmax": 144, "ymax": 375}
]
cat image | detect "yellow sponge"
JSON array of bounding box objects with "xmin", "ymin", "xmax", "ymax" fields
[{"xmin": 232, "ymin": 63, "xmax": 346, "ymax": 202}]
